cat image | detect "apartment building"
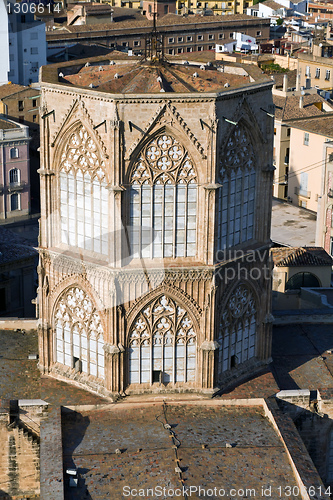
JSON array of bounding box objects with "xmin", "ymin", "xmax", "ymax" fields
[
  {"xmin": 111, "ymin": 0, "xmax": 254, "ymax": 15},
  {"xmin": 0, "ymin": 83, "xmax": 41, "ymax": 132},
  {"xmin": 46, "ymin": 14, "xmax": 270, "ymax": 56},
  {"xmin": 0, "ymin": 115, "xmax": 31, "ymax": 220},
  {"xmin": 272, "ymin": 74, "xmax": 333, "ymax": 203},
  {"xmin": 287, "ymin": 115, "xmax": 333, "ymax": 211}
]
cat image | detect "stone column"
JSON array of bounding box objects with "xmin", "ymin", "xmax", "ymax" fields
[
  {"xmin": 203, "ymin": 184, "xmax": 220, "ymax": 265},
  {"xmin": 103, "ymin": 343, "xmax": 121, "ymax": 394},
  {"xmin": 200, "ymin": 340, "xmax": 220, "ymax": 393}
]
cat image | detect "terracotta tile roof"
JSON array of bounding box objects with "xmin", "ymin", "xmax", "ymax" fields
[
  {"xmin": 82, "ymin": 3, "xmax": 112, "ymax": 14},
  {"xmin": 270, "ymin": 69, "xmax": 297, "ymax": 88},
  {"xmin": 287, "ymin": 114, "xmax": 333, "ymax": 138},
  {"xmin": 58, "ymin": 13, "xmax": 260, "ymax": 33},
  {"xmin": 63, "ymin": 60, "xmax": 254, "ymax": 93},
  {"xmin": 273, "ymin": 92, "xmax": 333, "ymax": 120},
  {"xmin": 0, "ymin": 118, "xmax": 18, "ymax": 130},
  {"xmin": 261, "ymin": 0, "xmax": 285, "ymax": 10},
  {"xmin": 271, "ymin": 246, "xmax": 333, "ymax": 267},
  {"xmin": 0, "ymin": 83, "xmax": 28, "ymax": 99}
]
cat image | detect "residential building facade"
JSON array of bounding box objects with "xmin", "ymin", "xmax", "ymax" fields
[
  {"xmin": 315, "ymin": 139, "xmax": 333, "ymax": 254},
  {"xmin": 0, "ymin": 0, "xmax": 10, "ymax": 85},
  {"xmin": 272, "ymin": 75, "xmax": 333, "ymax": 202},
  {"xmin": 287, "ymin": 115, "xmax": 333, "ymax": 211},
  {"xmin": 37, "ymin": 54, "xmax": 274, "ymax": 398},
  {"xmin": 0, "ymin": 84, "xmax": 41, "ymax": 132},
  {"xmin": 111, "ymin": 0, "xmax": 254, "ymax": 15},
  {"xmin": 7, "ymin": 9, "xmax": 47, "ymax": 86},
  {"xmin": 46, "ymin": 14, "xmax": 270, "ymax": 57},
  {"xmin": 0, "ymin": 115, "xmax": 31, "ymax": 220}
]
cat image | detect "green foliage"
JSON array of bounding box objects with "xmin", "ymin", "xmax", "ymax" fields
[
  {"xmin": 276, "ymin": 17, "xmax": 284, "ymax": 25},
  {"xmin": 261, "ymin": 62, "xmax": 289, "ymax": 73}
]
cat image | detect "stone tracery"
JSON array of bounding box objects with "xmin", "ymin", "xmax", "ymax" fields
[
  {"xmin": 128, "ymin": 295, "xmax": 196, "ymax": 384},
  {"xmin": 59, "ymin": 124, "xmax": 109, "ymax": 254},
  {"xmin": 130, "ymin": 134, "xmax": 197, "ymax": 258},
  {"xmin": 217, "ymin": 123, "xmax": 256, "ymax": 250},
  {"xmin": 131, "ymin": 134, "xmax": 197, "ymax": 185},
  {"xmin": 218, "ymin": 284, "xmax": 257, "ymax": 375},
  {"xmin": 54, "ymin": 286, "xmax": 105, "ymax": 379}
]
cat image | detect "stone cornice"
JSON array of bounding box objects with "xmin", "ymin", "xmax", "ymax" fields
[
  {"xmin": 40, "ymin": 81, "xmax": 273, "ymax": 104},
  {"xmin": 37, "ymin": 168, "xmax": 55, "ymax": 176},
  {"xmin": 200, "ymin": 340, "xmax": 220, "ymax": 351}
]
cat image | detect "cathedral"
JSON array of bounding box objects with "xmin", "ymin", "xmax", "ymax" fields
[{"xmin": 37, "ymin": 49, "xmax": 274, "ymax": 398}]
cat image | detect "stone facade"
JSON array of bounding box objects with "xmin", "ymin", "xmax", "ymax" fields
[{"xmin": 38, "ymin": 58, "xmax": 274, "ymax": 398}]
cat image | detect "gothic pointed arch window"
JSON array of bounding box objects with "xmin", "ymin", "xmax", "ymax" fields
[
  {"xmin": 217, "ymin": 284, "xmax": 257, "ymax": 375},
  {"xmin": 218, "ymin": 124, "xmax": 256, "ymax": 250},
  {"xmin": 129, "ymin": 134, "xmax": 197, "ymax": 259},
  {"xmin": 54, "ymin": 286, "xmax": 105, "ymax": 379},
  {"xmin": 59, "ymin": 124, "xmax": 109, "ymax": 254},
  {"xmin": 128, "ymin": 295, "xmax": 197, "ymax": 385}
]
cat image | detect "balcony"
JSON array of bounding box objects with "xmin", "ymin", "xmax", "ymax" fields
[
  {"xmin": 7, "ymin": 181, "xmax": 26, "ymax": 192},
  {"xmin": 295, "ymin": 186, "xmax": 311, "ymax": 198}
]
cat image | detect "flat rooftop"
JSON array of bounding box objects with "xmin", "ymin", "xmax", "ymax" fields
[
  {"xmin": 62, "ymin": 403, "xmax": 302, "ymax": 499},
  {"xmin": 271, "ymin": 198, "xmax": 317, "ymax": 247},
  {"xmin": 0, "ymin": 329, "xmax": 107, "ymax": 406}
]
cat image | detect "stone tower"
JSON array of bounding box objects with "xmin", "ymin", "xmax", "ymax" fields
[{"xmin": 37, "ymin": 54, "xmax": 274, "ymax": 398}]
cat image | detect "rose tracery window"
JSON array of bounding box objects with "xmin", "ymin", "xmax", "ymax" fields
[
  {"xmin": 128, "ymin": 295, "xmax": 197, "ymax": 385},
  {"xmin": 217, "ymin": 284, "xmax": 257, "ymax": 374},
  {"xmin": 54, "ymin": 286, "xmax": 105, "ymax": 379},
  {"xmin": 218, "ymin": 125, "xmax": 256, "ymax": 250},
  {"xmin": 130, "ymin": 134, "xmax": 197, "ymax": 259},
  {"xmin": 59, "ymin": 125, "xmax": 109, "ymax": 255}
]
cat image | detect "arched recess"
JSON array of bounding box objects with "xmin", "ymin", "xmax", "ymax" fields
[
  {"xmin": 52, "ymin": 284, "xmax": 106, "ymax": 380},
  {"xmin": 127, "ymin": 128, "xmax": 199, "ymax": 259},
  {"xmin": 127, "ymin": 293, "xmax": 198, "ymax": 386},
  {"xmin": 217, "ymin": 119, "xmax": 259, "ymax": 250},
  {"xmin": 217, "ymin": 281, "xmax": 259, "ymax": 375},
  {"xmin": 54, "ymin": 120, "xmax": 109, "ymax": 255},
  {"xmin": 285, "ymin": 272, "xmax": 320, "ymax": 290}
]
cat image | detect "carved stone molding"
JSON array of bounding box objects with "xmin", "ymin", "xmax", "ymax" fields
[
  {"xmin": 103, "ymin": 343, "xmax": 120, "ymax": 355},
  {"xmin": 126, "ymin": 101, "xmax": 206, "ymax": 161},
  {"xmin": 51, "ymin": 97, "xmax": 109, "ymax": 158},
  {"xmin": 37, "ymin": 169, "xmax": 55, "ymax": 176},
  {"xmin": 200, "ymin": 340, "xmax": 220, "ymax": 351}
]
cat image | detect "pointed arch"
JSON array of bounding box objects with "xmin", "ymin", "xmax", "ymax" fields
[
  {"xmin": 127, "ymin": 293, "xmax": 197, "ymax": 386},
  {"xmin": 217, "ymin": 281, "xmax": 258, "ymax": 376},
  {"xmin": 52, "ymin": 285, "xmax": 105, "ymax": 379},
  {"xmin": 128, "ymin": 130, "xmax": 198, "ymax": 259},
  {"xmin": 217, "ymin": 120, "xmax": 257, "ymax": 250},
  {"xmin": 56, "ymin": 121, "xmax": 109, "ymax": 255},
  {"xmin": 51, "ymin": 97, "xmax": 108, "ymax": 159}
]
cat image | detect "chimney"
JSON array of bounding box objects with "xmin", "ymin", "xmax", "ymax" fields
[
  {"xmin": 283, "ymin": 74, "xmax": 288, "ymax": 92},
  {"xmin": 296, "ymin": 73, "xmax": 301, "ymax": 91},
  {"xmin": 299, "ymin": 95, "xmax": 304, "ymax": 109}
]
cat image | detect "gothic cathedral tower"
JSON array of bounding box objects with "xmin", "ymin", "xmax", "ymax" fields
[{"xmin": 37, "ymin": 55, "xmax": 274, "ymax": 398}]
